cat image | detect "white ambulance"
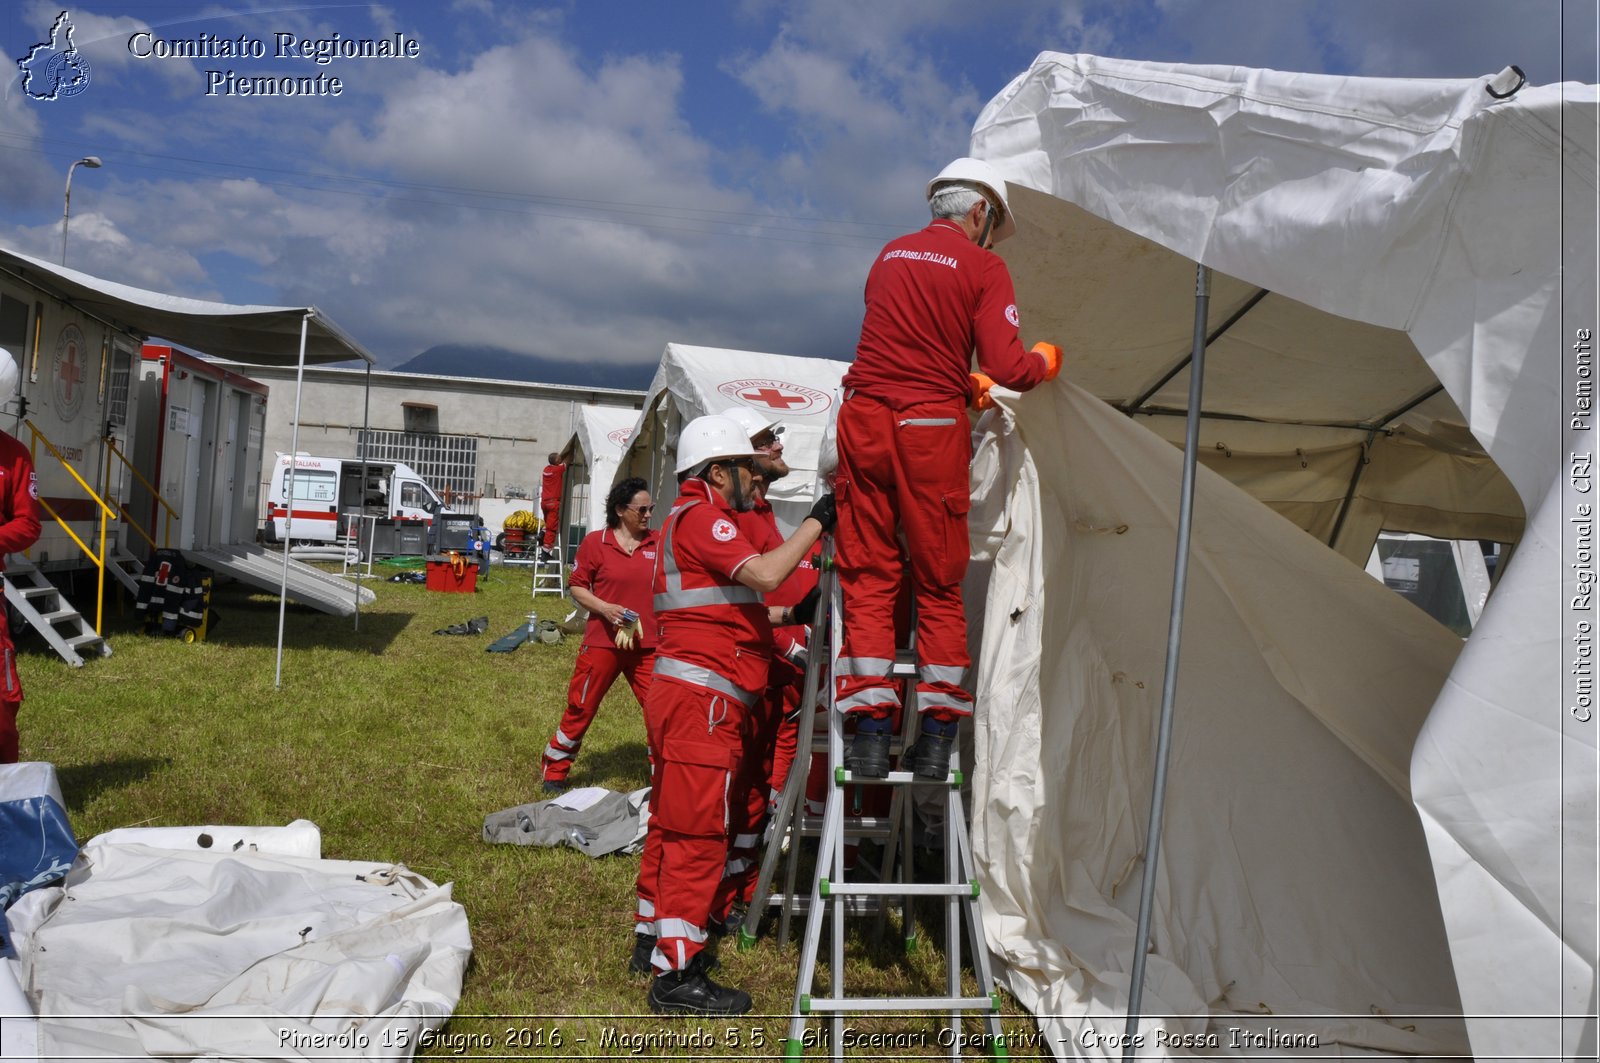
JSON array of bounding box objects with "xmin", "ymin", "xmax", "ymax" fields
[{"xmin": 263, "ymin": 453, "xmax": 446, "ymax": 546}]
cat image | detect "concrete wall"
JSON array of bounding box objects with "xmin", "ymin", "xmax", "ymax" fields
[{"xmin": 211, "ymin": 362, "xmax": 644, "ymax": 531}]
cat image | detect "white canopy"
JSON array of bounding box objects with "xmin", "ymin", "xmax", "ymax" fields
[
  {"xmin": 618, "ymin": 343, "xmax": 848, "ymax": 530},
  {"xmin": 0, "ymin": 246, "xmax": 374, "ymax": 366},
  {"xmin": 562, "ymin": 404, "xmax": 640, "ymax": 536},
  {"xmin": 969, "ymin": 54, "xmax": 1596, "ymax": 1059}
]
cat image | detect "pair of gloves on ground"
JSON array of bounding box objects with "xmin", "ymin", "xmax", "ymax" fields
[{"xmin": 968, "ymin": 341, "xmax": 1063, "ymax": 410}]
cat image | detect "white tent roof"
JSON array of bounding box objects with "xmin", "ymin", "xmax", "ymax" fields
[
  {"xmin": 619, "ymin": 343, "xmax": 848, "ymax": 531},
  {"xmin": 0, "ymin": 245, "xmax": 374, "ymax": 366},
  {"xmin": 970, "ymin": 54, "xmax": 1595, "ymax": 1059},
  {"xmin": 565, "ymin": 404, "xmax": 639, "ymax": 535}
]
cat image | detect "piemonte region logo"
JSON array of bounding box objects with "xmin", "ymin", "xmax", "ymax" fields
[
  {"xmin": 716, "ymin": 378, "xmax": 832, "ymax": 417},
  {"xmin": 52, "ymin": 323, "xmax": 88, "ymax": 421},
  {"xmin": 18, "ymin": 11, "xmax": 92, "ymax": 101}
]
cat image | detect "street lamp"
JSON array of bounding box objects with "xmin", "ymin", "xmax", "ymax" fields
[{"xmin": 61, "ymin": 155, "xmax": 102, "ymax": 266}]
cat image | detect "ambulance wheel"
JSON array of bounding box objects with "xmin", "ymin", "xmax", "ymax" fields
[{"xmin": 182, "ymin": 628, "xmax": 197, "ymax": 644}]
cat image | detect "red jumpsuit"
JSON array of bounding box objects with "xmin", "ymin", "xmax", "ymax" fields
[
  {"xmin": 633, "ymin": 479, "xmax": 770, "ymax": 973},
  {"xmin": 539, "ymin": 462, "xmax": 566, "ymax": 549},
  {"xmin": 835, "ymin": 218, "xmax": 1045, "ymax": 723},
  {"xmin": 712, "ymin": 499, "xmax": 818, "ymax": 920},
  {"xmin": 0, "ymin": 432, "xmax": 42, "ymax": 763},
  {"xmin": 541, "ymin": 527, "xmax": 659, "ymax": 785}
]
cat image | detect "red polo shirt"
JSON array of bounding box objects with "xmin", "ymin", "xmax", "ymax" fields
[
  {"xmin": 570, "ymin": 526, "xmax": 660, "ymax": 651},
  {"xmin": 842, "ymin": 218, "xmax": 1045, "ymax": 408}
]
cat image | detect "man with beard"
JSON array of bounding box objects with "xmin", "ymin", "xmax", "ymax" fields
[
  {"xmin": 632, "ymin": 414, "xmax": 834, "ymax": 1015},
  {"xmin": 707, "ymin": 407, "xmax": 821, "ymax": 936}
]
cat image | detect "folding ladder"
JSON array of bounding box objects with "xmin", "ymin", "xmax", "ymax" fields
[
  {"xmin": 748, "ymin": 545, "xmax": 1008, "ymax": 1060},
  {"xmin": 531, "ymin": 540, "xmax": 566, "ymax": 596}
]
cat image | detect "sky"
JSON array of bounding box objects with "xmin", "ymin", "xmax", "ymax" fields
[{"xmin": 1, "ymin": 0, "xmax": 1596, "ymax": 386}]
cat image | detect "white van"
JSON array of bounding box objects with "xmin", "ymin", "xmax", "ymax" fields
[{"xmin": 263, "ymin": 453, "xmax": 445, "ymax": 546}]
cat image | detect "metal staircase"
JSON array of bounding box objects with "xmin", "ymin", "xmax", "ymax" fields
[
  {"xmin": 748, "ymin": 544, "xmax": 1007, "ymax": 1060},
  {"xmin": 3, "ymin": 557, "xmax": 112, "ymax": 667}
]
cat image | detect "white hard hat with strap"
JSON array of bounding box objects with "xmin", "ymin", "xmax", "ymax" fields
[{"xmin": 927, "ymin": 157, "xmax": 1016, "ymax": 244}]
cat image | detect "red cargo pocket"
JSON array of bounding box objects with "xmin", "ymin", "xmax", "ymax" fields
[
  {"xmin": 652, "ymin": 740, "xmax": 735, "ymax": 837},
  {"xmin": 929, "ymin": 491, "xmax": 972, "ymax": 586}
]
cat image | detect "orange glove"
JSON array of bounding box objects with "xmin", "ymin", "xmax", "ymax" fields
[
  {"xmin": 1032, "ymin": 341, "xmax": 1064, "ymax": 381},
  {"xmin": 968, "ymin": 372, "xmax": 996, "ymax": 411}
]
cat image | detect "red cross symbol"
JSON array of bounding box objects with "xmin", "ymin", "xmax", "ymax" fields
[
  {"xmin": 62, "ymin": 343, "xmax": 81, "ymax": 401},
  {"xmin": 741, "ymin": 387, "xmax": 807, "ymax": 410}
]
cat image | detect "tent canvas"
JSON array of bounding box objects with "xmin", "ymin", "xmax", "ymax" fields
[
  {"xmin": 967, "ymin": 53, "xmax": 1596, "ymax": 1059},
  {"xmin": 618, "ymin": 343, "xmax": 848, "ymax": 531},
  {"xmin": 562, "ymin": 404, "xmax": 639, "ymax": 540}
]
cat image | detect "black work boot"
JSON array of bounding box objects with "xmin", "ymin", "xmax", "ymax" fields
[
  {"xmin": 845, "ymin": 717, "xmax": 893, "ymax": 778},
  {"xmin": 903, "ymin": 718, "xmax": 957, "ymax": 780},
  {"xmin": 628, "ymin": 932, "xmax": 656, "ymax": 976},
  {"xmin": 647, "ymin": 958, "xmax": 752, "ymax": 1016}
]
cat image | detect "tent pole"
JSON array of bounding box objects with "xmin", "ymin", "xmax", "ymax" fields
[
  {"xmin": 274, "ymin": 311, "xmax": 313, "ymax": 688},
  {"xmin": 1123, "ymin": 264, "xmax": 1210, "ymax": 1056},
  {"xmin": 354, "ymin": 361, "xmax": 372, "ymax": 629}
]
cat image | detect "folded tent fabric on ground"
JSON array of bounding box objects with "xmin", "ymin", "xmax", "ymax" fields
[{"xmin": 965, "ymin": 53, "xmax": 1596, "ymax": 1060}]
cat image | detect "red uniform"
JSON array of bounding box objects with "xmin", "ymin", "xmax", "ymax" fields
[
  {"xmin": 541, "ymin": 527, "xmax": 659, "ymax": 785},
  {"xmin": 0, "ymin": 433, "xmax": 42, "ymax": 763},
  {"xmin": 712, "ymin": 499, "xmax": 819, "ymax": 920},
  {"xmin": 634, "ymin": 479, "xmax": 769, "ymax": 973},
  {"xmin": 836, "ymin": 218, "xmax": 1045, "ymax": 722},
  {"xmin": 539, "ymin": 462, "xmax": 566, "ymax": 549}
]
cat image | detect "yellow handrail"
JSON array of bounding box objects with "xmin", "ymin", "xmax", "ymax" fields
[
  {"xmin": 24, "ymin": 419, "xmax": 121, "ymax": 633},
  {"xmin": 104, "ymin": 436, "xmax": 176, "ymax": 550}
]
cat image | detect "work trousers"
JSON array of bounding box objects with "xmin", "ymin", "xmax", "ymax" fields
[
  {"xmin": 540, "ymin": 507, "xmax": 560, "ymax": 549},
  {"xmin": 0, "ymin": 621, "xmax": 19, "ymax": 763},
  {"xmin": 634, "ymin": 674, "xmax": 750, "ymax": 973},
  {"xmin": 834, "ymin": 393, "xmax": 974, "ymax": 721},
  {"xmin": 542, "ymin": 644, "xmax": 655, "ymax": 783},
  {"xmin": 713, "ymin": 670, "xmax": 804, "ymax": 920}
]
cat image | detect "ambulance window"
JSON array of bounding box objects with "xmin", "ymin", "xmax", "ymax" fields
[
  {"xmin": 400, "ymin": 481, "xmax": 433, "ymax": 511},
  {"xmin": 284, "ymin": 469, "xmax": 336, "ymax": 503}
]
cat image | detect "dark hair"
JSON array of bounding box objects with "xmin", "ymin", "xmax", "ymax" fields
[{"xmin": 607, "ymin": 477, "xmax": 650, "ymax": 529}]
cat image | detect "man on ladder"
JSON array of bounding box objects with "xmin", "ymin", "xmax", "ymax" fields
[
  {"xmin": 632, "ymin": 414, "xmax": 835, "ymax": 1016},
  {"xmin": 833, "ymin": 157, "xmax": 1063, "ymax": 780}
]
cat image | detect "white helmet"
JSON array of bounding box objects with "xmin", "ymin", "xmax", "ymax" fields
[
  {"xmin": 675, "ymin": 414, "xmax": 758, "ymax": 475},
  {"xmin": 927, "ymin": 157, "xmax": 1016, "ymax": 244},
  {"xmin": 0, "ymin": 350, "xmax": 18, "ymax": 407},
  {"xmin": 720, "ymin": 406, "xmax": 785, "ymax": 443}
]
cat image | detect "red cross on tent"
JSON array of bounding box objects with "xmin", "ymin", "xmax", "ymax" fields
[{"xmin": 741, "ymin": 386, "xmax": 808, "ymax": 410}]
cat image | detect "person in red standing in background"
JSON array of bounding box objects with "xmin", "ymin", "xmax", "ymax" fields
[
  {"xmin": 834, "ymin": 158, "xmax": 1063, "ymax": 781},
  {"xmin": 540, "ymin": 477, "xmax": 658, "ymax": 793},
  {"xmin": 0, "ymin": 352, "xmax": 43, "ymax": 764},
  {"xmin": 538, "ymin": 452, "xmax": 566, "ymax": 555}
]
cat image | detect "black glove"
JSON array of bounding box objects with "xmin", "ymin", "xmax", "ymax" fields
[
  {"xmin": 807, "ymin": 492, "xmax": 837, "ymax": 532},
  {"xmin": 792, "ymin": 584, "xmax": 821, "ymax": 626}
]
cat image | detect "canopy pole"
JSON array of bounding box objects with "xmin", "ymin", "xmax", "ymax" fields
[
  {"xmin": 274, "ymin": 311, "xmax": 312, "ymax": 688},
  {"xmin": 1123, "ymin": 264, "xmax": 1210, "ymax": 1055},
  {"xmin": 354, "ymin": 361, "xmax": 373, "ymax": 629}
]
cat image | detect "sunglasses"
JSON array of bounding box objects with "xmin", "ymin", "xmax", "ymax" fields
[{"xmin": 625, "ymin": 504, "xmax": 654, "ymax": 514}]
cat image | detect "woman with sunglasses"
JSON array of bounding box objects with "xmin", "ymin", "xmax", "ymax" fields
[{"xmin": 539, "ymin": 476, "xmax": 659, "ymax": 793}]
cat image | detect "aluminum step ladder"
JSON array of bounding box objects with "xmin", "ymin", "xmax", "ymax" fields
[
  {"xmin": 530, "ymin": 543, "xmax": 566, "ymax": 597},
  {"xmin": 3, "ymin": 556, "xmax": 112, "ymax": 667},
  {"xmin": 754, "ymin": 544, "xmax": 1007, "ymax": 1060}
]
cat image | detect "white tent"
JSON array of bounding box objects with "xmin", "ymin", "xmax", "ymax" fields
[
  {"xmin": 618, "ymin": 343, "xmax": 848, "ymax": 530},
  {"xmin": 965, "ymin": 55, "xmax": 1596, "ymax": 1059},
  {"xmin": 561, "ymin": 404, "xmax": 639, "ymax": 540}
]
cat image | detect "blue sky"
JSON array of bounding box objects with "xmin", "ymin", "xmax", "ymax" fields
[{"xmin": 1, "ymin": 1, "xmax": 1595, "ymax": 382}]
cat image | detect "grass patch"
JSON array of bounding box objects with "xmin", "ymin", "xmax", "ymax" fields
[{"xmin": 18, "ymin": 560, "xmax": 1051, "ymax": 1058}]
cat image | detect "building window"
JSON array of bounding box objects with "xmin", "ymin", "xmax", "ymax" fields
[
  {"xmin": 357, "ymin": 429, "xmax": 477, "ymax": 504},
  {"xmin": 401, "ymin": 401, "xmax": 439, "ymax": 434}
]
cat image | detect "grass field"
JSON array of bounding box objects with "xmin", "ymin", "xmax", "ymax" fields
[{"xmin": 17, "ymin": 558, "xmax": 1051, "ymax": 1059}]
